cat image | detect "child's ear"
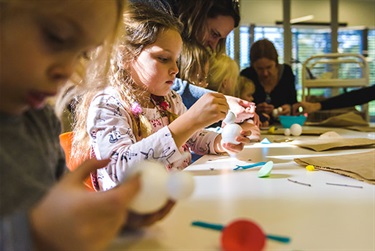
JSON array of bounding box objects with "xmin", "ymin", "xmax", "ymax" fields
[{"xmin": 221, "ymin": 79, "xmax": 227, "ymax": 88}]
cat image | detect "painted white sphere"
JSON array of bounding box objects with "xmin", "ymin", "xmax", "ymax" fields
[
  {"xmin": 129, "ymin": 161, "xmax": 169, "ymax": 214},
  {"xmin": 272, "ymin": 108, "xmax": 279, "ymax": 117},
  {"xmin": 167, "ymin": 171, "xmax": 195, "ymax": 200},
  {"xmin": 290, "ymin": 123, "xmax": 302, "ymax": 136},
  {"xmin": 284, "ymin": 128, "xmax": 291, "ymax": 136},
  {"xmin": 221, "ymin": 123, "xmax": 242, "ymax": 144},
  {"xmin": 223, "ymin": 110, "xmax": 236, "ymax": 125}
]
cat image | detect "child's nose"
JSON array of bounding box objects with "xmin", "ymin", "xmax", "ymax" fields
[
  {"xmin": 170, "ymin": 62, "xmax": 179, "ymax": 75},
  {"xmin": 49, "ymin": 57, "xmax": 78, "ymax": 84}
]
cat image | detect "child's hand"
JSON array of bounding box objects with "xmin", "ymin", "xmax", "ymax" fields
[
  {"xmin": 186, "ymin": 92, "xmax": 229, "ymax": 129},
  {"xmin": 214, "ymin": 130, "xmax": 250, "ymax": 155},
  {"xmin": 240, "ymin": 120, "xmax": 261, "ymax": 142},
  {"xmin": 30, "ymin": 159, "xmax": 141, "ymax": 251}
]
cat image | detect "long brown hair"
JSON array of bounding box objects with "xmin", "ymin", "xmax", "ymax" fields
[{"xmin": 72, "ymin": 3, "xmax": 183, "ymax": 160}]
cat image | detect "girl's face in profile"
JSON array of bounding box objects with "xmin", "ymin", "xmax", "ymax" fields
[
  {"xmin": 0, "ymin": 0, "xmax": 118, "ymax": 115},
  {"xmin": 131, "ymin": 29, "xmax": 183, "ymax": 97},
  {"xmin": 240, "ymin": 83, "xmax": 255, "ymax": 102}
]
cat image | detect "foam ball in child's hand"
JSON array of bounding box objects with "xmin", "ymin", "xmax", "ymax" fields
[
  {"xmin": 284, "ymin": 128, "xmax": 291, "ymax": 136},
  {"xmin": 167, "ymin": 171, "xmax": 195, "ymax": 200},
  {"xmin": 223, "ymin": 111, "xmax": 236, "ymax": 125},
  {"xmin": 290, "ymin": 123, "xmax": 302, "ymax": 136},
  {"xmin": 222, "ymin": 123, "xmax": 242, "ymax": 144},
  {"xmin": 129, "ymin": 161, "xmax": 169, "ymax": 214}
]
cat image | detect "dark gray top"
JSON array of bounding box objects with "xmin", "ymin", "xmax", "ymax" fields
[{"xmin": 0, "ymin": 105, "xmax": 66, "ymax": 251}]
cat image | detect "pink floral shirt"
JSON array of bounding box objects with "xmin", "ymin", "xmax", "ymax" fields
[{"xmin": 87, "ymin": 87, "xmax": 219, "ymax": 191}]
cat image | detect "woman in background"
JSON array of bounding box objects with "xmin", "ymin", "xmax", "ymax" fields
[{"xmin": 241, "ymin": 39, "xmax": 297, "ymax": 124}]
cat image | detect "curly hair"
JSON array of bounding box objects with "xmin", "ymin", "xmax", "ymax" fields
[{"xmin": 72, "ymin": 3, "xmax": 183, "ymax": 161}]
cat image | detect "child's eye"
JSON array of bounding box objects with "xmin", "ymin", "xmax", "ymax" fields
[
  {"xmin": 44, "ymin": 30, "xmax": 67, "ymax": 47},
  {"xmin": 80, "ymin": 51, "xmax": 92, "ymax": 61},
  {"xmin": 158, "ymin": 57, "xmax": 168, "ymax": 62}
]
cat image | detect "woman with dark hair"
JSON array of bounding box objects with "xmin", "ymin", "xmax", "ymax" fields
[{"xmin": 240, "ymin": 39, "xmax": 297, "ymax": 124}]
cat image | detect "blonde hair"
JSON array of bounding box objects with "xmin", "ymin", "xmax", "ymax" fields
[
  {"xmin": 237, "ymin": 76, "xmax": 255, "ymax": 101},
  {"xmin": 54, "ymin": 0, "xmax": 127, "ymax": 128},
  {"xmin": 178, "ymin": 41, "xmax": 210, "ymax": 87},
  {"xmin": 207, "ymin": 53, "xmax": 239, "ymax": 96},
  {"xmin": 72, "ymin": 3, "xmax": 183, "ymax": 161}
]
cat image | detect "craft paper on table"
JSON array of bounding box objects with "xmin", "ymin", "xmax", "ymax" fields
[
  {"xmin": 305, "ymin": 112, "xmax": 368, "ymax": 127},
  {"xmin": 293, "ymin": 138, "xmax": 375, "ymax": 151},
  {"xmin": 346, "ymin": 126, "xmax": 375, "ymax": 132},
  {"xmin": 262, "ymin": 128, "xmax": 330, "ymax": 136},
  {"xmin": 294, "ymin": 150, "xmax": 375, "ymax": 184}
]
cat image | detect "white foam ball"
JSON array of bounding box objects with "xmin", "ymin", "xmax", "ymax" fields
[
  {"xmin": 167, "ymin": 171, "xmax": 195, "ymax": 200},
  {"xmin": 129, "ymin": 161, "xmax": 169, "ymax": 214},
  {"xmin": 284, "ymin": 128, "xmax": 291, "ymax": 136},
  {"xmin": 290, "ymin": 123, "xmax": 302, "ymax": 136},
  {"xmin": 221, "ymin": 123, "xmax": 242, "ymax": 144},
  {"xmin": 223, "ymin": 111, "xmax": 236, "ymax": 125},
  {"xmin": 272, "ymin": 108, "xmax": 279, "ymax": 118}
]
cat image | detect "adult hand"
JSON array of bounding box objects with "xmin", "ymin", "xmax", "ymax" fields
[
  {"xmin": 30, "ymin": 159, "xmax": 140, "ymax": 251},
  {"xmin": 279, "ymin": 104, "xmax": 291, "ymax": 115},
  {"xmin": 292, "ymin": 101, "xmax": 321, "ymax": 115},
  {"xmin": 256, "ymin": 102, "xmax": 274, "ymax": 115},
  {"xmin": 225, "ymin": 96, "xmax": 256, "ymax": 122},
  {"xmin": 259, "ymin": 113, "xmax": 270, "ymax": 128}
]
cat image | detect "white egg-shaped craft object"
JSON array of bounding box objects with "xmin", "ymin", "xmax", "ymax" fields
[
  {"xmin": 129, "ymin": 161, "xmax": 169, "ymax": 214},
  {"xmin": 290, "ymin": 123, "xmax": 302, "ymax": 136},
  {"xmin": 223, "ymin": 111, "xmax": 236, "ymax": 125},
  {"xmin": 272, "ymin": 109, "xmax": 279, "ymax": 118},
  {"xmin": 284, "ymin": 128, "xmax": 291, "ymax": 136},
  {"xmin": 221, "ymin": 123, "xmax": 242, "ymax": 144},
  {"xmin": 167, "ymin": 171, "xmax": 195, "ymax": 200}
]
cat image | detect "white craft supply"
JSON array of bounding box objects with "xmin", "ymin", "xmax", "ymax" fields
[
  {"xmin": 223, "ymin": 110, "xmax": 236, "ymax": 125},
  {"xmin": 284, "ymin": 128, "xmax": 291, "ymax": 136},
  {"xmin": 167, "ymin": 171, "xmax": 195, "ymax": 200},
  {"xmin": 129, "ymin": 161, "xmax": 169, "ymax": 214},
  {"xmin": 128, "ymin": 161, "xmax": 196, "ymax": 213},
  {"xmin": 290, "ymin": 123, "xmax": 302, "ymax": 136},
  {"xmin": 221, "ymin": 111, "xmax": 242, "ymax": 144},
  {"xmin": 222, "ymin": 123, "xmax": 242, "ymax": 144},
  {"xmin": 272, "ymin": 107, "xmax": 283, "ymax": 118}
]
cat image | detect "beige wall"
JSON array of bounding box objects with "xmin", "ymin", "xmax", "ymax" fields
[{"xmin": 240, "ymin": 0, "xmax": 375, "ymax": 27}]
